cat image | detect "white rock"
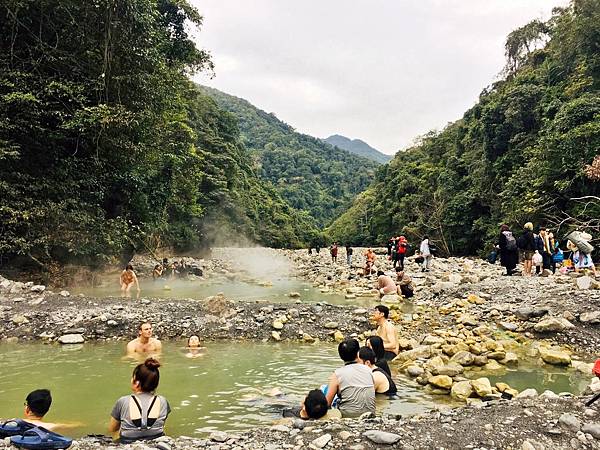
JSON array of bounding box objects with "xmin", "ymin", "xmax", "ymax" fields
[
  {"xmin": 57, "ymin": 334, "xmax": 84, "ymax": 344},
  {"xmin": 363, "ymin": 430, "xmax": 402, "ymax": 445},
  {"xmin": 310, "ymin": 433, "xmax": 332, "ymax": 449}
]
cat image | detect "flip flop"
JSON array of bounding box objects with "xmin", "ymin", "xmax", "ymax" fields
[
  {"xmin": 10, "ymin": 426, "xmax": 72, "ymax": 449},
  {"xmin": 0, "ymin": 419, "xmax": 36, "ymax": 438}
]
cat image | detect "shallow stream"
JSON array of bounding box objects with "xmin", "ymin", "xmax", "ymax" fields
[{"xmin": 0, "ymin": 342, "xmax": 590, "ymax": 438}]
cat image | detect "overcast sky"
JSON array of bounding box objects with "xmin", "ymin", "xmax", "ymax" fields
[{"xmin": 191, "ymin": 0, "xmax": 568, "ymax": 155}]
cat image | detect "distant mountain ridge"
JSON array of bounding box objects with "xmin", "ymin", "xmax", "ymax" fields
[
  {"xmin": 198, "ymin": 85, "xmax": 379, "ymax": 228},
  {"xmin": 324, "ymin": 134, "xmax": 392, "ymax": 164}
]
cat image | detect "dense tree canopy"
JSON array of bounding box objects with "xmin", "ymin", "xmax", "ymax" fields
[
  {"xmin": 0, "ymin": 0, "xmax": 317, "ymax": 271},
  {"xmin": 199, "ymin": 86, "xmax": 379, "ymax": 227},
  {"xmin": 327, "ymin": 0, "xmax": 600, "ymax": 255}
]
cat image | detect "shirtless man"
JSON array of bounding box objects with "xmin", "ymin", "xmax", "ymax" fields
[
  {"xmin": 375, "ymin": 271, "xmax": 398, "ymax": 297},
  {"xmin": 372, "ymin": 305, "xmax": 399, "ymax": 361},
  {"xmin": 126, "ymin": 322, "xmax": 162, "ymax": 355},
  {"xmin": 22, "ymin": 389, "xmax": 77, "ymax": 431}
]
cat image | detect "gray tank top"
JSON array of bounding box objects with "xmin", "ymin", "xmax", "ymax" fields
[{"xmin": 334, "ymin": 362, "xmax": 375, "ymax": 417}]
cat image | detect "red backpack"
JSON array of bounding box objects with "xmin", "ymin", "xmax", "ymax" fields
[
  {"xmin": 398, "ymin": 242, "xmax": 407, "ymax": 254},
  {"xmin": 594, "ymin": 359, "xmax": 600, "ymax": 377}
]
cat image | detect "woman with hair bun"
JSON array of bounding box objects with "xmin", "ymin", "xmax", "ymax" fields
[{"xmin": 108, "ymin": 358, "xmax": 171, "ymax": 443}]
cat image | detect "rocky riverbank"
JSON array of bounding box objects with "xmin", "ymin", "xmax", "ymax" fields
[{"xmin": 2, "ymin": 247, "xmax": 600, "ymax": 449}]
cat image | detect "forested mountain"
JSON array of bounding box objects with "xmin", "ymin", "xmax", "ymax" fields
[
  {"xmin": 0, "ymin": 0, "xmax": 318, "ymax": 271},
  {"xmin": 328, "ymin": 0, "xmax": 600, "ymax": 255},
  {"xmin": 324, "ymin": 134, "xmax": 392, "ymax": 164},
  {"xmin": 199, "ymin": 86, "xmax": 379, "ymax": 227}
]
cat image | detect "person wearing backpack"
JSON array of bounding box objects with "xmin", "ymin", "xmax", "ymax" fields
[
  {"xmin": 395, "ymin": 236, "xmax": 408, "ymax": 271},
  {"xmin": 517, "ymin": 222, "xmax": 536, "ymax": 276},
  {"xmin": 498, "ymin": 224, "xmax": 518, "ymax": 276}
]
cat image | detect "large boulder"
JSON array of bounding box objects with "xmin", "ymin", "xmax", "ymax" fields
[
  {"xmin": 471, "ymin": 377, "xmax": 493, "ymax": 397},
  {"xmin": 393, "ymin": 346, "xmax": 432, "ymax": 364},
  {"xmin": 540, "ymin": 348, "xmax": 571, "ymax": 366},
  {"xmin": 451, "ymin": 380, "xmax": 474, "ymax": 400},
  {"xmin": 533, "ymin": 317, "xmax": 574, "ymax": 332},
  {"xmin": 428, "ymin": 375, "xmax": 453, "ymax": 390},
  {"xmin": 580, "ymin": 311, "xmax": 600, "ymax": 324},
  {"xmin": 451, "ymin": 351, "xmax": 474, "ymax": 366}
]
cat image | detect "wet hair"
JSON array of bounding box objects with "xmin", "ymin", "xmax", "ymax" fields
[
  {"xmin": 132, "ymin": 358, "xmax": 161, "ymax": 392},
  {"xmin": 359, "ymin": 346, "xmax": 376, "ymax": 364},
  {"xmin": 375, "ymin": 304, "xmax": 389, "ymax": 318},
  {"xmin": 338, "ymin": 338, "xmax": 360, "ymax": 362},
  {"xmin": 26, "ymin": 389, "xmax": 52, "ymax": 417},
  {"xmin": 126, "ymin": 264, "xmax": 133, "ymax": 271},
  {"xmin": 377, "ymin": 270, "xmax": 385, "ymax": 276},
  {"xmin": 500, "ymin": 224, "xmax": 509, "ymax": 232},
  {"xmin": 304, "ymin": 389, "xmax": 327, "ymax": 419},
  {"xmin": 366, "ymin": 336, "xmax": 386, "ymax": 361},
  {"xmin": 187, "ymin": 335, "xmax": 200, "ymax": 346},
  {"xmin": 138, "ymin": 322, "xmax": 151, "ymax": 331}
]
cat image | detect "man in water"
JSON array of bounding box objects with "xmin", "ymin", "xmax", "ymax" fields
[
  {"xmin": 372, "ymin": 305, "xmax": 399, "ymax": 361},
  {"xmin": 324, "ymin": 339, "xmax": 375, "ymax": 418},
  {"xmin": 21, "ymin": 389, "xmax": 76, "ymax": 431},
  {"xmin": 375, "ymin": 270, "xmax": 398, "ymax": 297},
  {"xmin": 126, "ymin": 322, "xmax": 162, "ymax": 355}
]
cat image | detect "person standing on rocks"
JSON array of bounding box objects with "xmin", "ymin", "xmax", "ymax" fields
[
  {"xmin": 372, "ymin": 305, "xmax": 399, "ymax": 361},
  {"xmin": 419, "ymin": 236, "xmax": 432, "ymax": 272},
  {"xmin": 346, "ymin": 245, "xmax": 353, "ymax": 266},
  {"xmin": 539, "ymin": 228, "xmax": 554, "ymax": 272},
  {"xmin": 395, "ymin": 236, "xmax": 408, "ymax": 270},
  {"xmin": 324, "ymin": 339, "xmax": 375, "ymax": 418},
  {"xmin": 518, "ymin": 222, "xmax": 536, "ymax": 277},
  {"xmin": 127, "ymin": 322, "xmax": 162, "ymax": 356},
  {"xmin": 364, "ymin": 248, "xmax": 376, "ymax": 276},
  {"xmin": 330, "ymin": 243, "xmax": 338, "ymax": 263},
  {"xmin": 498, "ymin": 224, "xmax": 518, "ymax": 276},
  {"xmin": 120, "ymin": 264, "xmax": 140, "ymax": 297}
]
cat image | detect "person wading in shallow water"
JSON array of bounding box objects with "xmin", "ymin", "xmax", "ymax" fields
[
  {"xmin": 120, "ymin": 264, "xmax": 140, "ymax": 297},
  {"xmin": 127, "ymin": 322, "xmax": 162, "ymax": 356},
  {"xmin": 372, "ymin": 305, "xmax": 399, "ymax": 361}
]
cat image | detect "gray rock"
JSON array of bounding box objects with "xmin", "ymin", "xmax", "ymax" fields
[
  {"xmin": 559, "ymin": 413, "xmax": 582, "ymax": 432},
  {"xmin": 59, "ymin": 290, "xmax": 70, "ymax": 297},
  {"xmin": 580, "ymin": 311, "xmax": 600, "ymax": 324},
  {"xmin": 363, "ymin": 430, "xmax": 402, "ymax": 444},
  {"xmin": 209, "ymin": 431, "xmax": 228, "ymax": 442},
  {"xmin": 271, "ymin": 424, "xmax": 290, "ymax": 433},
  {"xmin": 515, "ymin": 307, "xmax": 535, "ymax": 321},
  {"xmin": 58, "ymin": 334, "xmax": 84, "ymax": 344},
  {"xmin": 516, "ymin": 388, "xmax": 539, "ymax": 399},
  {"xmin": 29, "ymin": 284, "xmax": 46, "ymax": 293},
  {"xmin": 582, "ymin": 423, "xmax": 600, "ymax": 439},
  {"xmin": 324, "ymin": 321, "xmax": 338, "ymax": 329},
  {"xmin": 310, "ymin": 433, "xmax": 331, "ymax": 449},
  {"xmin": 533, "ymin": 317, "xmax": 574, "ymax": 332},
  {"xmin": 499, "ymin": 322, "xmax": 518, "ymax": 331},
  {"xmin": 11, "ymin": 315, "xmax": 29, "ymax": 325}
]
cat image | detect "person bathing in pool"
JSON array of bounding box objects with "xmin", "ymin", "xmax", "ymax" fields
[
  {"xmin": 21, "ymin": 389, "xmax": 79, "ymax": 431},
  {"xmin": 185, "ymin": 335, "xmax": 206, "ymax": 358},
  {"xmin": 127, "ymin": 322, "xmax": 162, "ymax": 356}
]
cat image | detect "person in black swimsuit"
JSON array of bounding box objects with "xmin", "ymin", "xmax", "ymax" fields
[{"xmin": 358, "ymin": 347, "xmax": 397, "ymax": 395}]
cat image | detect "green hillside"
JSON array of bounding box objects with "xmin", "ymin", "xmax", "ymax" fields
[
  {"xmin": 199, "ymin": 86, "xmax": 379, "ymax": 227},
  {"xmin": 328, "ymin": 0, "xmax": 600, "ymax": 255},
  {"xmin": 0, "ymin": 0, "xmax": 317, "ymax": 270}
]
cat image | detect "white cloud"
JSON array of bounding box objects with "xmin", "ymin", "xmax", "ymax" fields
[{"xmin": 190, "ymin": 0, "xmax": 569, "ymax": 154}]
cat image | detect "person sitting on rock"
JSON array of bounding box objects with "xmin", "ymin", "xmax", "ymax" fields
[
  {"xmin": 324, "ymin": 339, "xmax": 375, "ymax": 418},
  {"xmin": 126, "ymin": 322, "xmax": 162, "ymax": 356},
  {"xmin": 358, "ymin": 347, "xmax": 397, "ymax": 395},
  {"xmin": 375, "ymin": 271, "xmax": 398, "ymax": 297},
  {"xmin": 395, "ymin": 268, "xmax": 414, "ymax": 298},
  {"xmin": 372, "ymin": 305, "xmax": 399, "ymax": 361},
  {"xmin": 109, "ymin": 358, "xmax": 171, "ymax": 443}
]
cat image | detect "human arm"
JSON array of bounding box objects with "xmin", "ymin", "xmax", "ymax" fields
[
  {"xmin": 108, "ymin": 417, "xmax": 120, "ymax": 433},
  {"xmin": 325, "ymin": 372, "xmax": 339, "ymax": 407}
]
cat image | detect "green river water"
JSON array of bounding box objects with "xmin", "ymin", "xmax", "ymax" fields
[{"xmin": 0, "ymin": 341, "xmax": 590, "ymax": 438}]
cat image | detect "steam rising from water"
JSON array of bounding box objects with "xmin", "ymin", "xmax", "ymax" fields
[{"xmin": 212, "ymin": 247, "xmax": 292, "ymax": 280}]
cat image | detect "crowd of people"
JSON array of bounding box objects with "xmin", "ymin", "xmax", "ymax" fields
[{"xmin": 497, "ymin": 223, "xmax": 597, "ymax": 277}]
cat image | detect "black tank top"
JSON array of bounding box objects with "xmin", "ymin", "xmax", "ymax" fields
[{"xmin": 374, "ymin": 367, "xmax": 397, "ymax": 395}]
